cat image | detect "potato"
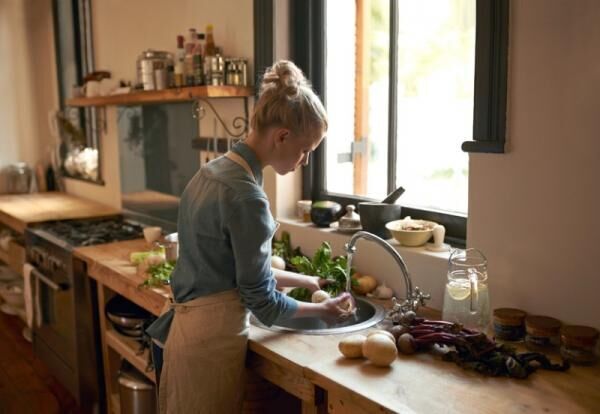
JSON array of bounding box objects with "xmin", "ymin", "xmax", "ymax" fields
[
  {"xmin": 352, "ymin": 275, "xmax": 378, "ymax": 295},
  {"xmin": 367, "ymin": 330, "xmax": 395, "ymax": 344},
  {"xmin": 338, "ymin": 334, "xmax": 367, "ymax": 358},
  {"xmin": 362, "ymin": 333, "xmax": 398, "ymax": 367},
  {"xmin": 271, "ymin": 255, "xmax": 286, "ymax": 270},
  {"xmin": 311, "ymin": 290, "xmax": 331, "ymax": 303}
]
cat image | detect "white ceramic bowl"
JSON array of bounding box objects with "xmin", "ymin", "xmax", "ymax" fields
[{"xmin": 385, "ymin": 219, "xmax": 437, "ymax": 247}]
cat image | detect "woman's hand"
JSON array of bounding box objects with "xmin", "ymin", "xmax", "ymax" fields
[
  {"xmin": 305, "ymin": 275, "xmax": 329, "ymax": 293},
  {"xmin": 319, "ymin": 292, "xmax": 354, "ymax": 319}
]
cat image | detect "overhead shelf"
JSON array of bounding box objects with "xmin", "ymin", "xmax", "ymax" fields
[{"xmin": 66, "ymin": 85, "xmax": 254, "ymax": 107}]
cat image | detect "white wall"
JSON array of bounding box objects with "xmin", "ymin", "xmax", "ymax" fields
[
  {"xmin": 0, "ymin": 0, "xmax": 57, "ymax": 190},
  {"xmin": 468, "ymin": 0, "xmax": 600, "ymax": 329}
]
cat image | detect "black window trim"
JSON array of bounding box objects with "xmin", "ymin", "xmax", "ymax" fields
[{"xmin": 288, "ymin": 0, "xmax": 509, "ymax": 247}]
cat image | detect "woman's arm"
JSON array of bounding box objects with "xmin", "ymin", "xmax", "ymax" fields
[{"xmin": 272, "ymin": 268, "xmax": 325, "ymax": 292}]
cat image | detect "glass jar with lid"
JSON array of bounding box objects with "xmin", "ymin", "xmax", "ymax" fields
[
  {"xmin": 136, "ymin": 49, "xmax": 174, "ymax": 91},
  {"xmin": 493, "ymin": 308, "xmax": 527, "ymax": 341},
  {"xmin": 560, "ymin": 325, "xmax": 599, "ymax": 365},
  {"xmin": 525, "ymin": 315, "xmax": 561, "ymax": 350}
]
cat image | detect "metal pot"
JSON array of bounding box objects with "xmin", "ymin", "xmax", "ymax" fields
[
  {"xmin": 163, "ymin": 233, "xmax": 178, "ymax": 261},
  {"xmin": 2, "ymin": 163, "xmax": 32, "ymax": 194},
  {"xmin": 118, "ymin": 361, "xmax": 156, "ymax": 414},
  {"xmin": 105, "ymin": 294, "xmax": 152, "ymax": 332}
]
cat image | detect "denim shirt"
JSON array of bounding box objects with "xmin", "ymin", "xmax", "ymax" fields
[{"xmin": 146, "ymin": 142, "xmax": 298, "ymax": 345}]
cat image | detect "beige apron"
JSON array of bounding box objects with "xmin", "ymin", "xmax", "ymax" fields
[{"xmin": 158, "ymin": 152, "xmax": 255, "ymax": 414}]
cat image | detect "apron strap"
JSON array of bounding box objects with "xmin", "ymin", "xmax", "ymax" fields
[{"xmin": 225, "ymin": 151, "xmax": 256, "ymax": 183}]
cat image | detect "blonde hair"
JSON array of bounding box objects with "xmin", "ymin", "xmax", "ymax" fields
[{"xmin": 251, "ymin": 60, "xmax": 328, "ymax": 139}]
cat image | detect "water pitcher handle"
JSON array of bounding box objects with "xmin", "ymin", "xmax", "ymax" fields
[{"xmin": 468, "ymin": 268, "xmax": 479, "ymax": 314}]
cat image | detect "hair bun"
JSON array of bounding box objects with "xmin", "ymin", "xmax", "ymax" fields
[{"xmin": 260, "ymin": 60, "xmax": 307, "ymax": 97}]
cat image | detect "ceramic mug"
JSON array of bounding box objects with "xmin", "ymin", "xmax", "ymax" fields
[{"xmin": 83, "ymin": 80, "xmax": 101, "ymax": 97}]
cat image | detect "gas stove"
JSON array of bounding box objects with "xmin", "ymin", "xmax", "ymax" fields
[{"xmin": 34, "ymin": 216, "xmax": 145, "ymax": 247}]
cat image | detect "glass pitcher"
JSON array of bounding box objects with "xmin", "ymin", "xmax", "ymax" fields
[{"xmin": 442, "ymin": 248, "xmax": 490, "ymax": 332}]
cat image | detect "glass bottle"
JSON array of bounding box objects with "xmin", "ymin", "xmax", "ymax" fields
[
  {"xmin": 205, "ymin": 24, "xmax": 216, "ymax": 56},
  {"xmin": 174, "ymin": 35, "xmax": 185, "ymax": 88},
  {"xmin": 184, "ymin": 28, "xmax": 197, "ymax": 86}
]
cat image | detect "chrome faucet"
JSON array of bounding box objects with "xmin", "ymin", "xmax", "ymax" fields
[{"xmin": 345, "ymin": 231, "xmax": 430, "ymax": 313}]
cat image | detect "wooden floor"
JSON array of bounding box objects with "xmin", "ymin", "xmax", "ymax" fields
[{"xmin": 0, "ymin": 310, "xmax": 79, "ymax": 414}]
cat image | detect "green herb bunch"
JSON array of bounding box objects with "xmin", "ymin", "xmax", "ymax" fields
[
  {"xmin": 288, "ymin": 242, "xmax": 355, "ymax": 302},
  {"xmin": 141, "ymin": 260, "xmax": 176, "ymax": 287}
]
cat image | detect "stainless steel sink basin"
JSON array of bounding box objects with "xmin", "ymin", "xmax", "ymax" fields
[{"xmin": 251, "ymin": 297, "xmax": 386, "ymax": 335}]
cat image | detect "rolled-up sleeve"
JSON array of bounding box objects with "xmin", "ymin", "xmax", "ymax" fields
[{"xmin": 228, "ymin": 195, "xmax": 298, "ymax": 326}]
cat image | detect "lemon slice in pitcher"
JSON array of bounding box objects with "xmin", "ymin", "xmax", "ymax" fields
[{"xmin": 447, "ymin": 280, "xmax": 471, "ymax": 301}]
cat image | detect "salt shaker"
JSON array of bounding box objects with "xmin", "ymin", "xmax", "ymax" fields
[{"xmin": 426, "ymin": 224, "xmax": 450, "ymax": 252}]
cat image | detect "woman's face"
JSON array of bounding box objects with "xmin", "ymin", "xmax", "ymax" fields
[{"xmin": 271, "ymin": 128, "xmax": 325, "ymax": 175}]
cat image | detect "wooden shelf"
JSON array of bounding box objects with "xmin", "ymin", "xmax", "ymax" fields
[
  {"xmin": 66, "ymin": 85, "xmax": 254, "ymax": 107},
  {"xmin": 105, "ymin": 328, "xmax": 156, "ymax": 384}
]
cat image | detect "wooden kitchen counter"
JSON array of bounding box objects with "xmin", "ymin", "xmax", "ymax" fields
[
  {"xmin": 0, "ymin": 192, "xmax": 120, "ymax": 233},
  {"xmin": 75, "ymin": 240, "xmax": 600, "ymax": 414}
]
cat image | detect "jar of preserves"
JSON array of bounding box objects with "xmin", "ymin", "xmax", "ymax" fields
[
  {"xmin": 560, "ymin": 325, "xmax": 599, "ymax": 365},
  {"xmin": 525, "ymin": 315, "xmax": 561, "ymax": 350},
  {"xmin": 493, "ymin": 308, "xmax": 527, "ymax": 341}
]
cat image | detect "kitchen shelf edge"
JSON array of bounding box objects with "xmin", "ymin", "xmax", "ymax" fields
[{"xmin": 66, "ymin": 85, "xmax": 254, "ymax": 107}]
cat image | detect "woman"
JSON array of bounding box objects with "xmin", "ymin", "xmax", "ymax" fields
[{"xmin": 146, "ymin": 60, "xmax": 351, "ymax": 413}]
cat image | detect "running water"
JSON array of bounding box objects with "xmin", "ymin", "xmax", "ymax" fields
[{"xmin": 345, "ymin": 251, "xmax": 358, "ymax": 320}]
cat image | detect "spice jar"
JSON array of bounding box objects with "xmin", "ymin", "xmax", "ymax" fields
[
  {"xmin": 560, "ymin": 325, "xmax": 599, "ymax": 365},
  {"xmin": 525, "ymin": 315, "xmax": 561, "ymax": 350},
  {"xmin": 493, "ymin": 308, "xmax": 527, "ymax": 341}
]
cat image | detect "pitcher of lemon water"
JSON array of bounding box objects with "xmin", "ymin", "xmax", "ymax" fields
[{"xmin": 442, "ymin": 248, "xmax": 490, "ymax": 332}]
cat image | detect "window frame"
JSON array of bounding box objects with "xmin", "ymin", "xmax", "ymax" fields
[
  {"xmin": 52, "ymin": 0, "xmax": 104, "ymax": 185},
  {"xmin": 292, "ymin": 0, "xmax": 509, "ymax": 246}
]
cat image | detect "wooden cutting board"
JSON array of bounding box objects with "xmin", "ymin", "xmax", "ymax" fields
[{"xmin": 0, "ymin": 192, "xmax": 120, "ymax": 233}]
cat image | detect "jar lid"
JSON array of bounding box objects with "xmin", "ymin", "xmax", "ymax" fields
[
  {"xmin": 560, "ymin": 325, "xmax": 599, "ymax": 348},
  {"xmin": 525, "ymin": 315, "xmax": 561, "ymax": 337},
  {"xmin": 493, "ymin": 308, "xmax": 527, "ymax": 326}
]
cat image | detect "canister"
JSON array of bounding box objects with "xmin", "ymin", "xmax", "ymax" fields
[
  {"xmin": 136, "ymin": 50, "xmax": 173, "ymax": 91},
  {"xmin": 525, "ymin": 315, "xmax": 561, "ymax": 350},
  {"xmin": 493, "ymin": 308, "xmax": 527, "ymax": 341},
  {"xmin": 560, "ymin": 325, "xmax": 599, "ymax": 365}
]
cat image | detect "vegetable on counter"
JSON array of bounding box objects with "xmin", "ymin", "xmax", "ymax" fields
[
  {"xmin": 140, "ymin": 260, "xmax": 176, "ymax": 287},
  {"xmin": 351, "ymin": 273, "xmax": 378, "ymax": 295},
  {"xmin": 387, "ymin": 312, "xmax": 570, "ymax": 379},
  {"xmin": 338, "ymin": 330, "xmax": 398, "ymax": 367}
]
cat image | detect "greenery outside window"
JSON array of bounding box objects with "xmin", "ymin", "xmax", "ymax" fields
[{"xmin": 292, "ymin": 0, "xmax": 508, "ymax": 246}]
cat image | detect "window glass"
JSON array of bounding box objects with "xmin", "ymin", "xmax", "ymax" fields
[
  {"xmin": 395, "ymin": 0, "xmax": 474, "ymax": 214},
  {"xmin": 324, "ymin": 0, "xmax": 473, "ymax": 215}
]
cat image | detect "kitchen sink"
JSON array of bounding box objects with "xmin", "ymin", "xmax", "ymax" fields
[{"xmin": 251, "ymin": 297, "xmax": 386, "ymax": 335}]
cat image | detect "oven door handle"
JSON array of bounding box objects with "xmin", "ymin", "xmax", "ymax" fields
[{"xmin": 32, "ymin": 268, "xmax": 64, "ymax": 291}]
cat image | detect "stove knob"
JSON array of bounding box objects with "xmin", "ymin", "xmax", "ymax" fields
[{"xmin": 48, "ymin": 256, "xmax": 62, "ymax": 273}]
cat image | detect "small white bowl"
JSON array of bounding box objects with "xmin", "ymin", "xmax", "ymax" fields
[{"xmin": 386, "ymin": 219, "xmax": 437, "ymax": 247}]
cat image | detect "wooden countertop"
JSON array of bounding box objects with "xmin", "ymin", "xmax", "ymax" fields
[
  {"xmin": 0, "ymin": 192, "xmax": 120, "ymax": 233},
  {"xmin": 74, "ymin": 238, "xmax": 170, "ymax": 316},
  {"xmin": 75, "ymin": 240, "xmax": 600, "ymax": 414}
]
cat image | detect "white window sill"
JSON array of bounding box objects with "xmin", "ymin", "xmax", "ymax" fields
[{"xmin": 275, "ymin": 217, "xmax": 450, "ymax": 310}]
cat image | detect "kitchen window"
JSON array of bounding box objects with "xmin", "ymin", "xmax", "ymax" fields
[
  {"xmin": 53, "ymin": 0, "xmax": 103, "ymax": 184},
  {"xmin": 291, "ymin": 0, "xmax": 508, "ymax": 245}
]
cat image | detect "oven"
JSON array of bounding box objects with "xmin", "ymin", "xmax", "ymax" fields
[
  {"xmin": 24, "ymin": 217, "xmax": 144, "ymax": 414},
  {"xmin": 26, "ymin": 230, "xmax": 103, "ymax": 414}
]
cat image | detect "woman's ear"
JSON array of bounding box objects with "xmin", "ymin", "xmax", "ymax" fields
[{"xmin": 273, "ymin": 128, "xmax": 291, "ymax": 146}]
